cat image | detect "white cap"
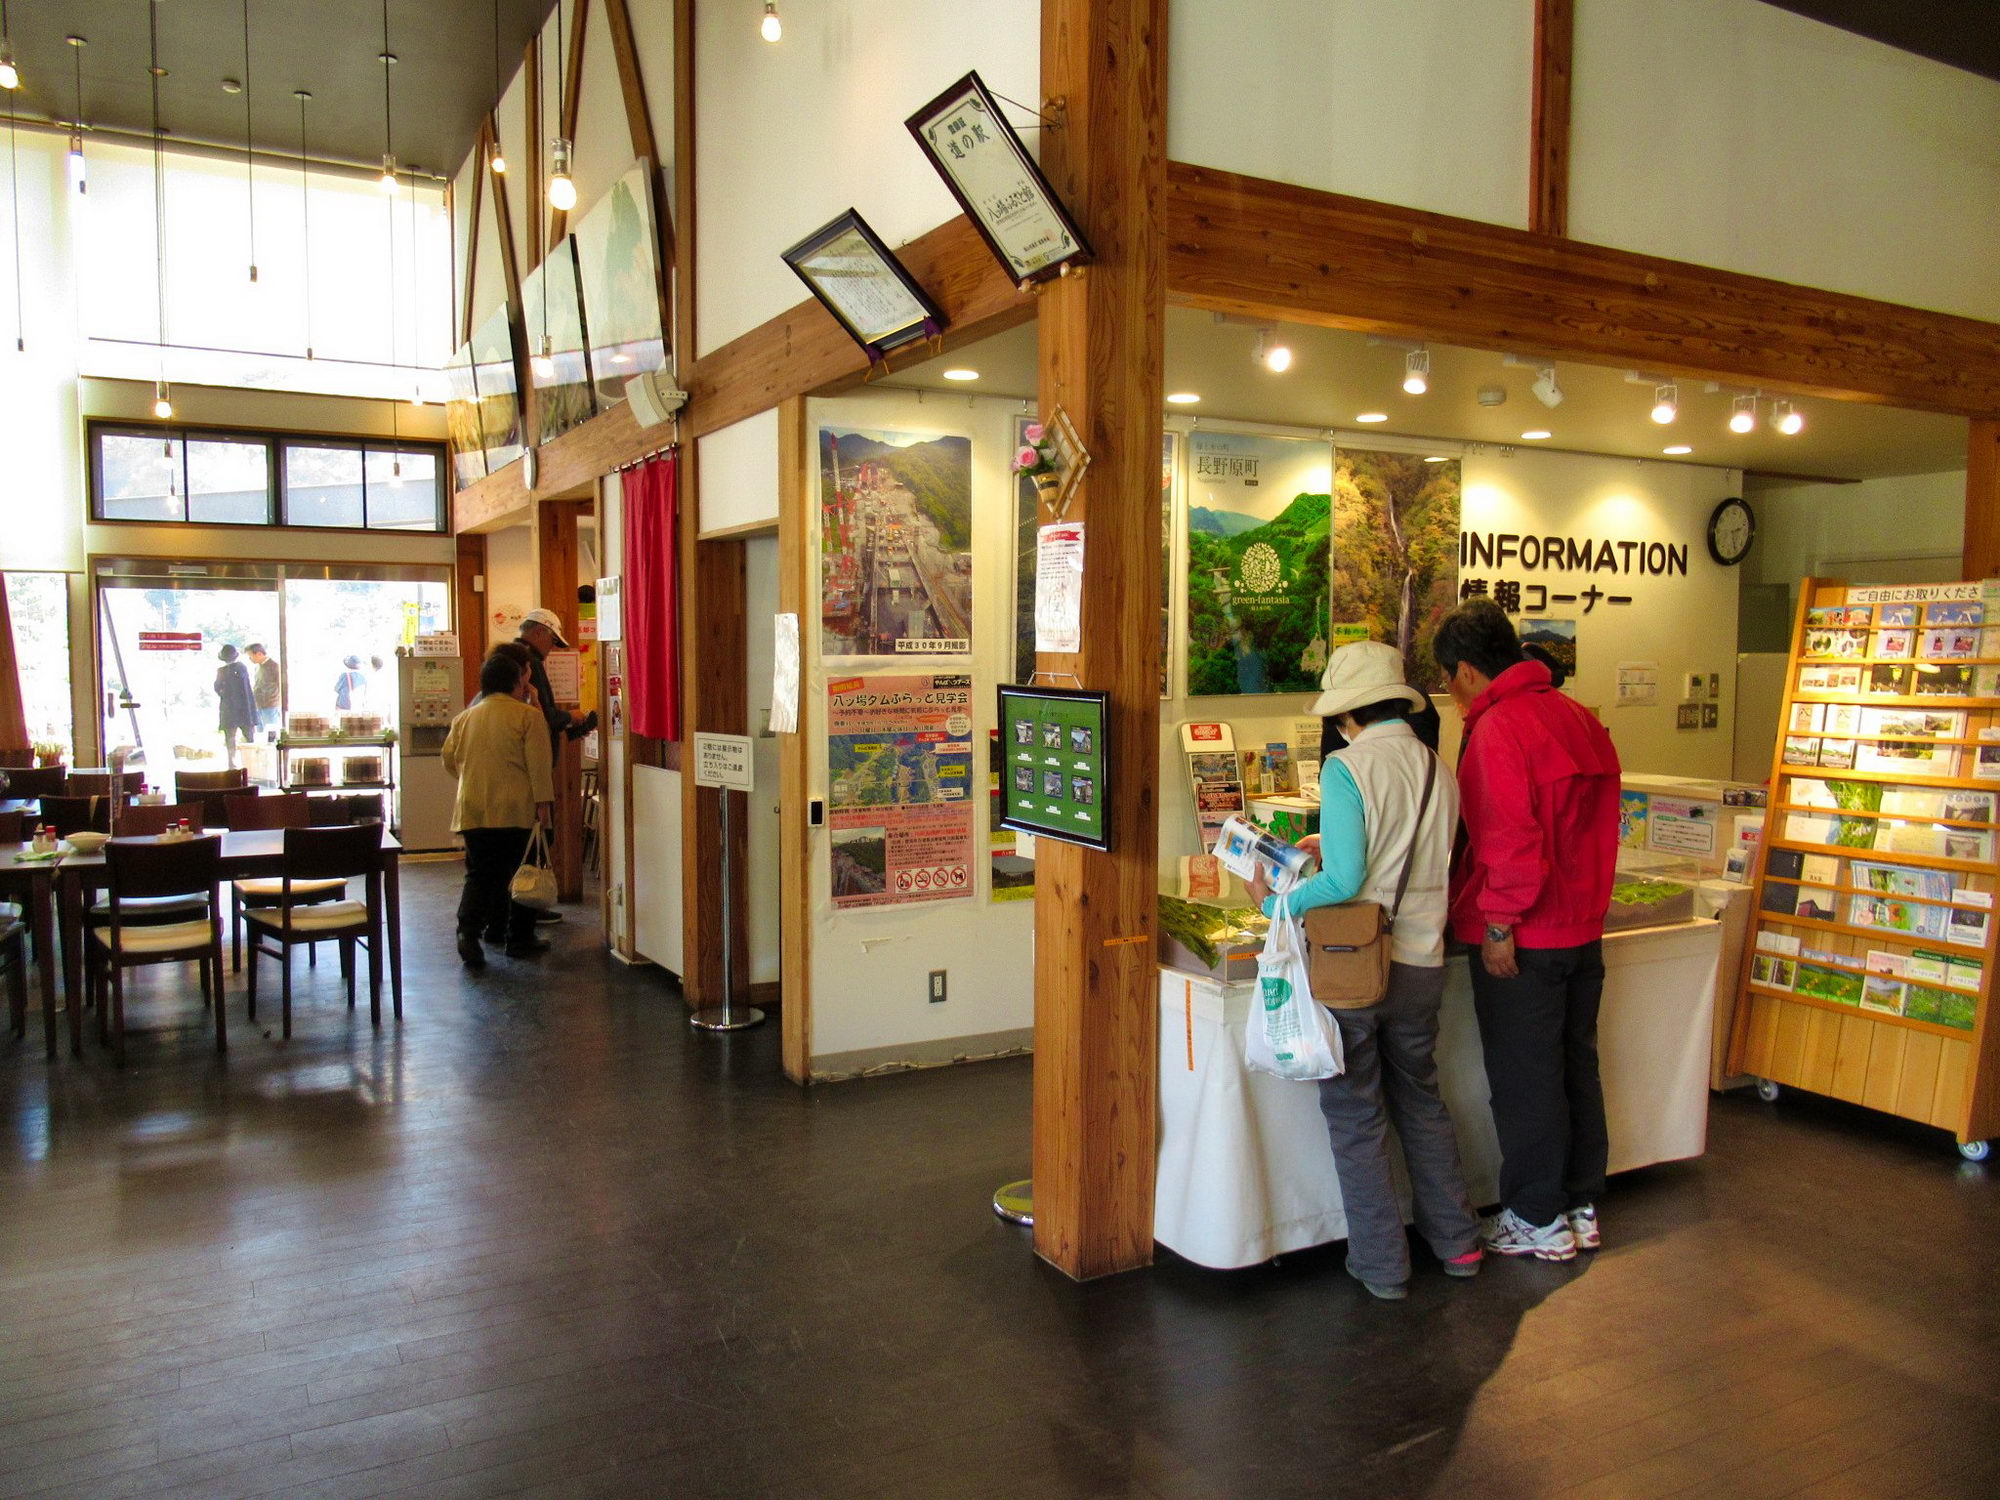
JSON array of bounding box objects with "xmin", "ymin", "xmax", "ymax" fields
[
  {"xmin": 520, "ymin": 607, "xmax": 569, "ymax": 648},
  {"xmin": 1307, "ymin": 640, "xmax": 1427, "ymax": 720}
]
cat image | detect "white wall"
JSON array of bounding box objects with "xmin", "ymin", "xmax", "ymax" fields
[
  {"xmin": 1751, "ymin": 470, "xmax": 1966, "ymax": 591},
  {"xmin": 801, "ymin": 389, "xmax": 1034, "ymax": 1063},
  {"xmin": 483, "ymin": 524, "xmax": 535, "ymax": 636},
  {"xmin": 693, "ymin": 0, "xmax": 1040, "ymax": 356},
  {"xmin": 1571, "ymin": 0, "xmax": 2000, "ymax": 323},
  {"xmin": 1168, "ymin": 0, "xmax": 1534, "ymax": 228},
  {"xmin": 632, "ymin": 762, "xmax": 685, "ymax": 971},
  {"xmin": 697, "ymin": 409, "xmax": 781, "ymax": 536}
]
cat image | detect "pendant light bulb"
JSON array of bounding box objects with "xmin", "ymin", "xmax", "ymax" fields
[
  {"xmin": 0, "ymin": 43, "xmax": 19, "ymax": 93},
  {"xmin": 490, "ymin": 143, "xmax": 506, "ymax": 174},
  {"xmin": 1402, "ymin": 346, "xmax": 1430, "ymax": 396},
  {"xmin": 1773, "ymin": 399, "xmax": 1804, "ymax": 436},
  {"xmin": 153, "ymin": 384, "xmax": 174, "ymax": 422},
  {"xmin": 68, "ymin": 133, "xmax": 88, "ymax": 193},
  {"xmin": 1650, "ymin": 382, "xmax": 1679, "ymax": 425},
  {"xmin": 390, "ymin": 455, "xmax": 404, "ymax": 487},
  {"xmin": 379, "ymin": 155, "xmax": 398, "ymax": 193},
  {"xmin": 1728, "ymin": 394, "xmax": 1757, "ymax": 435},
  {"xmin": 547, "ymin": 140, "xmax": 577, "ymax": 211},
  {"xmin": 761, "ymin": 2, "xmax": 782, "ymax": 42},
  {"xmin": 531, "ymin": 334, "xmax": 556, "ymax": 380}
]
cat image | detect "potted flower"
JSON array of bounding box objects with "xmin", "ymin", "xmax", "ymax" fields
[{"xmin": 1013, "ymin": 423, "xmax": 1063, "ymax": 507}]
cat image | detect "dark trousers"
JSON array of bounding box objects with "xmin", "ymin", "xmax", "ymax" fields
[
  {"xmin": 457, "ymin": 827, "xmax": 536, "ymax": 945},
  {"xmin": 1469, "ymin": 939, "xmax": 1609, "ymax": 1229},
  {"xmin": 1317, "ymin": 962, "xmax": 1480, "ymax": 1286}
]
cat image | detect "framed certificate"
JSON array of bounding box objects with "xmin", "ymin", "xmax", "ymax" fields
[
  {"xmin": 907, "ymin": 71, "xmax": 1092, "ymax": 286},
  {"xmin": 998, "ymin": 683, "xmax": 1111, "ymax": 851},
  {"xmin": 780, "ymin": 209, "xmax": 945, "ymax": 358}
]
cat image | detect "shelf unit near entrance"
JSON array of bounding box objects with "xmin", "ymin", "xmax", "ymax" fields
[
  {"xmin": 1727, "ymin": 577, "xmax": 2000, "ymax": 1159},
  {"xmin": 275, "ymin": 737, "xmax": 397, "ymax": 799}
]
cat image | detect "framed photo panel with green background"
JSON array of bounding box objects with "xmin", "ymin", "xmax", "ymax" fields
[{"xmin": 998, "ymin": 684, "xmax": 1111, "ymax": 851}]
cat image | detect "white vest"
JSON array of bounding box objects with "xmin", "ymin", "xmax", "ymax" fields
[{"xmin": 1329, "ymin": 720, "xmax": 1460, "ymax": 968}]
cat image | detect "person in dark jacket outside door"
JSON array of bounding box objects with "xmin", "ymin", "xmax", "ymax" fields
[
  {"xmin": 1435, "ymin": 599, "xmax": 1622, "ymax": 1263},
  {"xmin": 214, "ymin": 644, "xmax": 258, "ymax": 768}
]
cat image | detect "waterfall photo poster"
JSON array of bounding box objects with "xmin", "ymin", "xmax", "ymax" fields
[
  {"xmin": 1183, "ymin": 431, "xmax": 1333, "ymax": 697},
  {"xmin": 1330, "ymin": 448, "xmax": 1461, "ymax": 696}
]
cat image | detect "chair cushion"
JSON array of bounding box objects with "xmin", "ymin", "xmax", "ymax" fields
[
  {"xmin": 245, "ymin": 900, "xmax": 370, "ymax": 934},
  {"xmin": 89, "ymin": 919, "xmax": 214, "ymax": 954},
  {"xmin": 89, "ymin": 894, "xmax": 207, "ymax": 919},
  {"xmin": 233, "ymin": 877, "xmax": 347, "ymax": 903}
]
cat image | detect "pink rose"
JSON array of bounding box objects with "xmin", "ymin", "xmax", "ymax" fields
[
  {"xmin": 1023, "ymin": 423, "xmax": 1044, "ymax": 443},
  {"xmin": 1014, "ymin": 446, "xmax": 1039, "ymax": 470}
]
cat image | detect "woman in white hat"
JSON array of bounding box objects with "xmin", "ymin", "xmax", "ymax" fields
[{"xmin": 1251, "ymin": 639, "xmax": 1481, "ymax": 1299}]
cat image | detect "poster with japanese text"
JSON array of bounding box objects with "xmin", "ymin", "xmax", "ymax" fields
[
  {"xmin": 1331, "ymin": 448, "xmax": 1461, "ymax": 696},
  {"xmin": 827, "ymin": 674, "xmax": 977, "ymax": 909},
  {"xmin": 1185, "ymin": 431, "xmax": 1333, "ymax": 697},
  {"xmin": 821, "ymin": 427, "xmax": 973, "ymax": 657}
]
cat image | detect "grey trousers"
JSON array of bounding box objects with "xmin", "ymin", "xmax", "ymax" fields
[{"xmin": 1317, "ymin": 961, "xmax": 1481, "ymax": 1285}]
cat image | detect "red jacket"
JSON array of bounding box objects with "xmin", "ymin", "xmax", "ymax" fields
[{"xmin": 1449, "ymin": 659, "xmax": 1622, "ymax": 949}]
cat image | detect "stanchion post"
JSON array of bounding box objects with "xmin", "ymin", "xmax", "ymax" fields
[{"xmin": 690, "ymin": 733, "xmax": 764, "ymax": 1033}]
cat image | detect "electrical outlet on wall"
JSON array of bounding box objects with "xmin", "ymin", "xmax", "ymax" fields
[{"xmin": 929, "ymin": 970, "xmax": 948, "ymax": 1004}]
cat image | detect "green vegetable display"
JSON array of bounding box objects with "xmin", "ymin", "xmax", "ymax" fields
[{"xmin": 1158, "ymin": 895, "xmax": 1265, "ymax": 970}]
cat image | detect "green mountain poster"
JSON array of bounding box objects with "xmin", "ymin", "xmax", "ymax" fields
[
  {"xmin": 1185, "ymin": 431, "xmax": 1332, "ymax": 697},
  {"xmin": 1330, "ymin": 448, "xmax": 1461, "ymax": 696}
]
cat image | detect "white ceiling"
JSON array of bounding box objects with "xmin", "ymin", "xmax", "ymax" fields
[{"xmin": 885, "ymin": 307, "xmax": 1968, "ymax": 488}]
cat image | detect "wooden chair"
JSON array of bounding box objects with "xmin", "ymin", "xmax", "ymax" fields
[
  {"xmin": 580, "ymin": 765, "xmax": 602, "ymax": 874},
  {"xmin": 221, "ymin": 795, "xmax": 346, "ymax": 970},
  {"xmin": 308, "ymin": 792, "xmax": 385, "ymax": 827},
  {"xmin": 116, "ymin": 803, "xmax": 208, "ymax": 836},
  {"xmin": 0, "ymin": 809, "xmax": 23, "ymax": 841},
  {"xmin": 175, "ymin": 769, "xmax": 250, "ymax": 827},
  {"xmin": 68, "ymin": 769, "xmax": 146, "ymax": 799},
  {"xmin": 0, "ymin": 748, "xmax": 34, "ymax": 767},
  {"xmin": 1, "ymin": 910, "xmax": 25, "ymax": 1044},
  {"xmin": 0, "ymin": 809, "xmax": 25, "ymax": 962},
  {"xmin": 38, "ymin": 795, "xmax": 109, "ymax": 837},
  {"xmin": 244, "ymin": 824, "xmax": 385, "ymax": 1037},
  {"xmin": 88, "ymin": 835, "xmax": 226, "ymax": 1064},
  {"xmin": 3, "ymin": 765, "xmax": 68, "ymax": 799}
]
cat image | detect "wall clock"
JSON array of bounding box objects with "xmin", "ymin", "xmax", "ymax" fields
[{"xmin": 1707, "ymin": 496, "xmax": 1755, "ymax": 566}]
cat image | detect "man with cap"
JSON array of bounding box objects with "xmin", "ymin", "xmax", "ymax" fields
[
  {"xmin": 1247, "ymin": 641, "xmax": 1481, "ymax": 1300},
  {"xmin": 516, "ymin": 607, "xmax": 599, "ymax": 928}
]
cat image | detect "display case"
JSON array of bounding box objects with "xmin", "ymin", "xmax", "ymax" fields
[
  {"xmin": 1607, "ymin": 848, "xmax": 1701, "ymax": 931},
  {"xmin": 1157, "ymin": 856, "xmax": 1269, "ymax": 982}
]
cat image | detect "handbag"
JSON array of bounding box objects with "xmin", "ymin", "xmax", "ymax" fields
[
  {"xmin": 1302, "ymin": 749, "xmax": 1437, "ymax": 1009},
  {"xmin": 1244, "ymin": 892, "xmax": 1345, "ymax": 1081},
  {"xmin": 508, "ymin": 824, "xmax": 559, "ymax": 910}
]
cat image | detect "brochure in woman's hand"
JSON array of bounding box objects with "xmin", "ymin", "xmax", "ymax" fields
[{"xmin": 1212, "ymin": 814, "xmax": 1315, "ymax": 894}]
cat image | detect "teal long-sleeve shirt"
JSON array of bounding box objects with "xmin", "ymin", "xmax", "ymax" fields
[{"xmin": 1261, "ymin": 758, "xmax": 1368, "ymax": 917}]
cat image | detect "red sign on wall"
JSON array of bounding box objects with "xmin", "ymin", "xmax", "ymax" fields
[{"xmin": 139, "ymin": 631, "xmax": 204, "ymax": 652}]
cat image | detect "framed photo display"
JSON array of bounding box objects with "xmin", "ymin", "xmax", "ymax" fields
[
  {"xmin": 781, "ymin": 209, "xmax": 945, "ymax": 358},
  {"xmin": 906, "ymin": 71, "xmax": 1091, "ymax": 286},
  {"xmin": 997, "ymin": 683, "xmax": 1111, "ymax": 851}
]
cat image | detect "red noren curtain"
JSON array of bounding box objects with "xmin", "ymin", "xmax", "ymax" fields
[{"xmin": 625, "ymin": 451, "xmax": 682, "ymax": 742}]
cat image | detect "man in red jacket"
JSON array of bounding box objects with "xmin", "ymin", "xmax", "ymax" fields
[{"xmin": 1435, "ymin": 600, "xmax": 1622, "ymax": 1262}]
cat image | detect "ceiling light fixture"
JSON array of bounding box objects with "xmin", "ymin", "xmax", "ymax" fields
[
  {"xmin": 378, "ymin": 4, "xmax": 397, "ymax": 193},
  {"xmin": 1520, "ymin": 429, "xmax": 1551, "ymax": 441},
  {"xmin": 1728, "ymin": 393, "xmax": 1757, "ymax": 434},
  {"xmin": 148, "ymin": 0, "xmax": 170, "ymax": 396},
  {"xmin": 294, "ymin": 90, "xmax": 314, "ymax": 358},
  {"xmin": 1772, "ymin": 399, "xmax": 1804, "ymax": 436},
  {"xmin": 488, "ymin": 0, "xmax": 506, "ymax": 172},
  {"xmin": 1650, "ymin": 382, "xmax": 1679, "ymax": 425},
  {"xmin": 1402, "ymin": 347, "xmax": 1430, "ymax": 395},
  {"xmin": 1531, "ymin": 365, "xmax": 1563, "ymax": 408},
  {"xmin": 1422, "ymin": 455, "xmax": 1447, "ymax": 464},
  {"xmin": 941, "ymin": 368, "xmax": 979, "ymax": 382},
  {"xmin": 761, "ymin": 2, "xmax": 783, "ymax": 42},
  {"xmin": 0, "ymin": 1, "xmax": 20, "ymax": 91},
  {"xmin": 547, "ymin": 0, "xmax": 577, "ymax": 211},
  {"xmin": 1165, "ymin": 392, "xmax": 1201, "ymax": 406},
  {"xmin": 65, "ymin": 36, "xmax": 86, "ymax": 194},
  {"xmin": 240, "ymin": 0, "xmax": 258, "ymax": 280},
  {"xmin": 531, "ymin": 334, "xmax": 556, "ymax": 380},
  {"xmin": 1257, "ymin": 329, "xmax": 1293, "ymax": 373},
  {"xmin": 1353, "ymin": 412, "xmax": 1388, "ymax": 424},
  {"xmin": 1662, "ymin": 444, "xmax": 1692, "ymax": 456}
]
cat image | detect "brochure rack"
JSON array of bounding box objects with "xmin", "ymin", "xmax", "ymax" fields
[{"xmin": 1728, "ymin": 578, "xmax": 2000, "ymax": 1159}]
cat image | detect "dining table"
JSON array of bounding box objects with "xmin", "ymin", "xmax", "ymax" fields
[
  {"xmin": 1, "ymin": 841, "xmax": 63, "ymax": 1057},
  {"xmin": 49, "ymin": 827, "xmax": 405, "ymax": 1057}
]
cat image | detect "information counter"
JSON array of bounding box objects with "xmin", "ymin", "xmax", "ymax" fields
[{"xmin": 1154, "ymin": 919, "xmax": 1718, "ymax": 1269}]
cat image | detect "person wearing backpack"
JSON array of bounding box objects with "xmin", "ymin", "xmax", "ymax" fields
[
  {"xmin": 442, "ymin": 651, "xmax": 554, "ymax": 967},
  {"xmin": 1250, "ymin": 641, "xmax": 1481, "ymax": 1299}
]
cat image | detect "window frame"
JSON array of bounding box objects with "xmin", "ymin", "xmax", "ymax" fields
[{"xmin": 87, "ymin": 419, "xmax": 448, "ymax": 536}]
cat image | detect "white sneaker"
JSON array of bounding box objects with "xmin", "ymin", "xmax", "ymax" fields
[
  {"xmin": 1481, "ymin": 1208, "xmax": 1577, "ymax": 1262},
  {"xmin": 1567, "ymin": 1204, "xmax": 1601, "ymax": 1250}
]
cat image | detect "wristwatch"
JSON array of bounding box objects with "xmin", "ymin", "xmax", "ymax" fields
[{"xmin": 1484, "ymin": 923, "xmax": 1513, "ymax": 944}]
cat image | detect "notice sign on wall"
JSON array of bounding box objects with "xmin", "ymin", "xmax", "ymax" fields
[
  {"xmin": 827, "ymin": 674, "xmax": 976, "ymax": 909},
  {"xmin": 140, "ymin": 631, "xmax": 204, "ymax": 652}
]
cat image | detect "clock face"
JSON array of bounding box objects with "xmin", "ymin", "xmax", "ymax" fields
[{"xmin": 1708, "ymin": 498, "xmax": 1755, "ymax": 566}]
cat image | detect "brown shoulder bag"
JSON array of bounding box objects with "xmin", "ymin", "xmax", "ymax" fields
[{"xmin": 1301, "ymin": 750, "xmax": 1437, "ymax": 1009}]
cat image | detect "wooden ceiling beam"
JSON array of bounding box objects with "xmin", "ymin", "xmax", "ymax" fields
[{"xmin": 1530, "ymin": 0, "xmax": 1573, "ymax": 236}]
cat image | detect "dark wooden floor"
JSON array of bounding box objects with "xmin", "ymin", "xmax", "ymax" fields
[{"xmin": 2, "ymin": 863, "xmax": 1996, "ymax": 1500}]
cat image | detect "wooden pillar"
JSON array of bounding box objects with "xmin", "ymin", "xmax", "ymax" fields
[
  {"xmin": 1965, "ymin": 419, "xmax": 2000, "ymax": 580},
  {"xmin": 1530, "ymin": 0, "xmax": 1573, "ymax": 237},
  {"xmin": 538, "ymin": 498, "xmax": 587, "ymax": 902},
  {"xmin": 454, "ymin": 532, "xmax": 489, "ymax": 703},
  {"xmin": 1032, "ymin": 0, "xmax": 1168, "ymax": 1281}
]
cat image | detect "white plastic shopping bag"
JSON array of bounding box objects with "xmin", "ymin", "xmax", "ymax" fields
[{"xmin": 1244, "ymin": 893, "xmax": 1345, "ymax": 1081}]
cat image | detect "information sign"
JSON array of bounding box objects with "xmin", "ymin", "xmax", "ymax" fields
[
  {"xmin": 693, "ymin": 732, "xmax": 755, "ymax": 791},
  {"xmin": 997, "ymin": 683, "xmax": 1111, "ymax": 851}
]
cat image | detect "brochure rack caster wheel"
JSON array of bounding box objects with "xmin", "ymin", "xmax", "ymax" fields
[
  {"xmin": 1959, "ymin": 1139, "xmax": 1991, "ymax": 1163},
  {"xmin": 1755, "ymin": 1078, "xmax": 1782, "ymax": 1103}
]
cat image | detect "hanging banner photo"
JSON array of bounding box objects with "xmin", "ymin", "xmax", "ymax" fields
[{"xmin": 1331, "ymin": 448, "xmax": 1463, "ymax": 696}]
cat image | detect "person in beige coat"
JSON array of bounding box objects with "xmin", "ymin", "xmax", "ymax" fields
[{"xmin": 442, "ymin": 651, "xmax": 554, "ymax": 967}]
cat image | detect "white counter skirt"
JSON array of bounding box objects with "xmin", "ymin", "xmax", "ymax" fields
[{"xmin": 1154, "ymin": 919, "xmax": 1719, "ymax": 1270}]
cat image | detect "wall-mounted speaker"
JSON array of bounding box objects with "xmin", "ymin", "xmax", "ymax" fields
[{"xmin": 626, "ymin": 371, "xmax": 688, "ymax": 429}]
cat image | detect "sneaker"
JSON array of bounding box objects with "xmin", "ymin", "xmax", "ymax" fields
[
  {"xmin": 1481, "ymin": 1208, "xmax": 1577, "ymax": 1262},
  {"xmin": 456, "ymin": 934, "xmax": 486, "ymax": 969},
  {"xmin": 1442, "ymin": 1248, "xmax": 1484, "ymax": 1279},
  {"xmin": 1566, "ymin": 1204, "xmax": 1601, "ymax": 1251},
  {"xmin": 1345, "ymin": 1259, "xmax": 1408, "ymax": 1301}
]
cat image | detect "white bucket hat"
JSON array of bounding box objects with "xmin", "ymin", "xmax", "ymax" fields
[{"xmin": 1308, "ymin": 639, "xmax": 1427, "ymax": 720}]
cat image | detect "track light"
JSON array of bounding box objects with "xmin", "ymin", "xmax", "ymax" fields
[
  {"xmin": 1650, "ymin": 382, "xmax": 1679, "ymax": 425},
  {"xmin": 1402, "ymin": 347, "xmax": 1430, "ymax": 396},
  {"xmin": 548, "ymin": 139, "xmax": 577, "ymax": 210},
  {"xmin": 1772, "ymin": 399, "xmax": 1804, "ymax": 436},
  {"xmin": 1254, "ymin": 329, "xmax": 1292, "ymax": 373},
  {"xmin": 1728, "ymin": 394, "xmax": 1757, "ymax": 434},
  {"xmin": 761, "ymin": 2, "xmax": 782, "ymax": 41},
  {"xmin": 1531, "ymin": 365, "xmax": 1563, "ymax": 409}
]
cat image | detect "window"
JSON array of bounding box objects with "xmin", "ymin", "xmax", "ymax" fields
[{"xmin": 89, "ymin": 422, "xmax": 445, "ymax": 534}]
